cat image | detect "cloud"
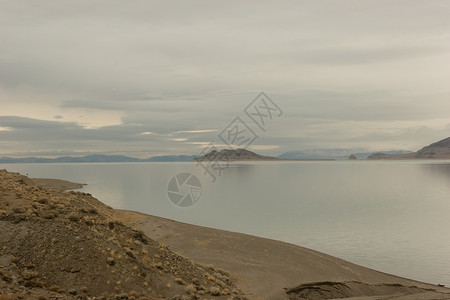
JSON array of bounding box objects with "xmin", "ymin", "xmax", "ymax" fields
[
  {"xmin": 0, "ymin": 116, "xmax": 79, "ymax": 130},
  {"xmin": 174, "ymin": 130, "xmax": 218, "ymax": 134},
  {"xmin": 0, "ymin": 0, "xmax": 449, "ymax": 157},
  {"xmin": 0, "ymin": 115, "xmax": 222, "ymax": 157},
  {"xmin": 248, "ymin": 145, "xmax": 280, "ymax": 151},
  {"xmin": 294, "ymin": 43, "xmax": 448, "ymax": 66}
]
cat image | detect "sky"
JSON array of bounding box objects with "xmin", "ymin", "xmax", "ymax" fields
[{"xmin": 0, "ymin": 0, "xmax": 449, "ymax": 158}]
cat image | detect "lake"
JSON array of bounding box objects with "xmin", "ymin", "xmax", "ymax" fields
[{"xmin": 1, "ymin": 160, "xmax": 450, "ymax": 286}]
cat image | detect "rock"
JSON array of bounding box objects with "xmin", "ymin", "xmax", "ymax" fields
[
  {"xmin": 209, "ymin": 286, "xmax": 221, "ymax": 296},
  {"xmin": 67, "ymin": 213, "xmax": 81, "ymax": 222},
  {"xmin": 184, "ymin": 284, "xmax": 197, "ymax": 294},
  {"xmin": 68, "ymin": 288, "xmax": 77, "ymax": 295},
  {"xmin": 12, "ymin": 207, "xmax": 25, "ymax": 214},
  {"xmin": 125, "ymin": 250, "xmax": 136, "ymax": 259},
  {"xmin": 107, "ymin": 257, "xmax": 116, "ymax": 266},
  {"xmin": 39, "ymin": 211, "xmax": 56, "ymax": 219},
  {"xmin": 108, "ymin": 221, "xmax": 115, "ymax": 229}
]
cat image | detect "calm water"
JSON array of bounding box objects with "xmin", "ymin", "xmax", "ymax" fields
[{"xmin": 2, "ymin": 161, "xmax": 450, "ymax": 286}]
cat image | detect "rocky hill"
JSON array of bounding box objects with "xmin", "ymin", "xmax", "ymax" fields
[
  {"xmin": 368, "ymin": 137, "xmax": 450, "ymax": 160},
  {"xmin": 194, "ymin": 149, "xmax": 279, "ymax": 161},
  {"xmin": 0, "ymin": 169, "xmax": 244, "ymax": 299}
]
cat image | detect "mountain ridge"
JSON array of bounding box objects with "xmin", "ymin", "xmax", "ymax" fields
[
  {"xmin": 3, "ymin": 137, "xmax": 449, "ymax": 163},
  {"xmin": 278, "ymin": 149, "xmax": 413, "ymax": 160},
  {"xmin": 0, "ymin": 154, "xmax": 199, "ymax": 163},
  {"xmin": 368, "ymin": 137, "xmax": 450, "ymax": 160}
]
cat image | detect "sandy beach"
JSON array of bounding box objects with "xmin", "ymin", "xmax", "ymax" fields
[{"xmin": 1, "ymin": 170, "xmax": 449, "ymax": 299}]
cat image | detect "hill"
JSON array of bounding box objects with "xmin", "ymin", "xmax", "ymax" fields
[
  {"xmin": 194, "ymin": 148, "xmax": 280, "ymax": 161},
  {"xmin": 368, "ymin": 137, "xmax": 450, "ymax": 160},
  {"xmin": 0, "ymin": 169, "xmax": 243, "ymax": 299}
]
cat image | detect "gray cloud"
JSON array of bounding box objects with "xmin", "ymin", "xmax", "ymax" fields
[
  {"xmin": 0, "ymin": 115, "xmax": 222, "ymax": 157},
  {"xmin": 1, "ymin": 0, "xmax": 449, "ymax": 157}
]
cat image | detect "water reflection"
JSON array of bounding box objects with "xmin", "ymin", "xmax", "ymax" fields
[{"xmin": 421, "ymin": 162, "xmax": 450, "ymax": 180}]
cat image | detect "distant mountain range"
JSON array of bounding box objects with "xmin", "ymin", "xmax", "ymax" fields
[
  {"xmin": 278, "ymin": 149, "xmax": 412, "ymax": 160},
  {"xmin": 2, "ymin": 136, "xmax": 448, "ymax": 163},
  {"xmin": 368, "ymin": 137, "xmax": 450, "ymax": 160},
  {"xmin": 0, "ymin": 154, "xmax": 199, "ymax": 163},
  {"xmin": 0, "ymin": 150, "xmax": 279, "ymax": 163}
]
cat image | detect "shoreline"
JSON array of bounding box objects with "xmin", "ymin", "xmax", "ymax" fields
[
  {"xmin": 113, "ymin": 209, "xmax": 450, "ymax": 299},
  {"xmin": 31, "ymin": 177, "xmax": 86, "ymax": 191},
  {"xmin": 3, "ymin": 173, "xmax": 450, "ymax": 299}
]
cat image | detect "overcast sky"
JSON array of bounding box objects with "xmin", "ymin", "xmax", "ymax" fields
[{"xmin": 1, "ymin": 0, "xmax": 449, "ymax": 158}]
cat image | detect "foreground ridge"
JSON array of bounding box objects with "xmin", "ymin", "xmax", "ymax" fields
[{"xmin": 0, "ymin": 169, "xmax": 245, "ymax": 299}]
